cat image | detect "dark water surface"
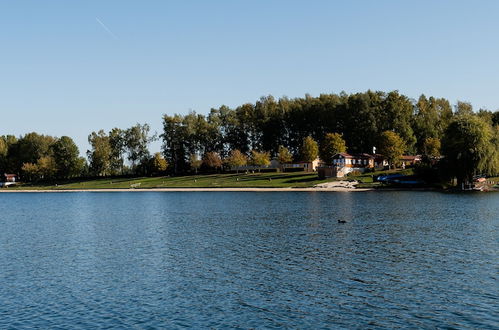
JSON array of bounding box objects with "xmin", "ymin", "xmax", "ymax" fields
[{"xmin": 0, "ymin": 192, "xmax": 497, "ymax": 328}]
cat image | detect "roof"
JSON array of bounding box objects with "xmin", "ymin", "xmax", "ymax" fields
[
  {"xmin": 332, "ymin": 154, "xmax": 421, "ymax": 161},
  {"xmin": 335, "ymin": 152, "xmax": 351, "ymax": 158},
  {"xmin": 333, "ymin": 153, "xmax": 374, "ymax": 159}
]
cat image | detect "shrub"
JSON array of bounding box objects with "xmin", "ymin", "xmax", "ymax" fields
[{"xmin": 347, "ymin": 170, "xmax": 362, "ymax": 177}]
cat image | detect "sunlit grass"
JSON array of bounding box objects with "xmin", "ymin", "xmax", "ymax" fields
[
  {"xmin": 10, "ymin": 172, "xmax": 339, "ymax": 190},
  {"xmin": 5, "ymin": 168, "xmax": 425, "ymax": 190}
]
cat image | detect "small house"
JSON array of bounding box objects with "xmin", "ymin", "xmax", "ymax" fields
[
  {"xmin": 1, "ymin": 173, "xmax": 18, "ymax": 187},
  {"xmin": 400, "ymin": 155, "xmax": 422, "ymax": 168},
  {"xmin": 318, "ymin": 153, "xmax": 375, "ymax": 178},
  {"xmin": 282, "ymin": 158, "xmax": 322, "ymax": 172},
  {"xmin": 331, "ymin": 153, "xmax": 374, "ymax": 169}
]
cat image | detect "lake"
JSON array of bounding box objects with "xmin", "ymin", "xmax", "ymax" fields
[{"xmin": 0, "ymin": 191, "xmax": 497, "ymax": 328}]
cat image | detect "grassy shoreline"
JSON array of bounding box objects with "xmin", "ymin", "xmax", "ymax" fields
[
  {"xmin": 5, "ymin": 172, "xmax": 336, "ymax": 191},
  {"xmin": 3, "ymin": 171, "xmax": 497, "ymax": 192}
]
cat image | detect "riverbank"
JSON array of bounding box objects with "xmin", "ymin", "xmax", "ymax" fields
[
  {"xmin": 2, "ymin": 172, "xmax": 342, "ymax": 191},
  {"xmin": 0, "ymin": 180, "xmax": 373, "ymax": 192},
  {"xmin": 0, "ymin": 187, "xmax": 374, "ymax": 192},
  {"xmin": 2, "ymin": 171, "xmax": 495, "ymax": 192},
  {"xmin": 3, "ymin": 186, "xmax": 495, "ymax": 193}
]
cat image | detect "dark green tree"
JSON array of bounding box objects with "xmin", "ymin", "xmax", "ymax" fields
[
  {"xmin": 343, "ymin": 93, "xmax": 378, "ymax": 153},
  {"xmin": 162, "ymin": 114, "xmax": 188, "ymax": 174},
  {"xmin": 442, "ymin": 115, "xmax": 497, "ymax": 186},
  {"xmin": 492, "ymin": 111, "xmax": 499, "ymax": 126},
  {"xmin": 52, "ymin": 136, "xmax": 83, "ymax": 179},
  {"xmin": 379, "ymin": 91, "xmax": 416, "ymax": 153},
  {"xmin": 319, "ymin": 133, "xmax": 347, "ymax": 164},
  {"xmin": 9, "ymin": 133, "xmax": 55, "ymax": 173},
  {"xmin": 125, "ymin": 123, "xmax": 154, "ymax": 173},
  {"xmin": 109, "ymin": 128, "xmax": 126, "ymax": 175},
  {"xmin": 87, "ymin": 130, "xmax": 112, "ymax": 176},
  {"xmin": 0, "ymin": 135, "xmax": 17, "ymax": 173},
  {"xmin": 216, "ymin": 105, "xmax": 250, "ymax": 155}
]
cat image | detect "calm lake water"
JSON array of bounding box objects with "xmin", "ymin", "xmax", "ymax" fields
[{"xmin": 0, "ymin": 191, "xmax": 497, "ymax": 328}]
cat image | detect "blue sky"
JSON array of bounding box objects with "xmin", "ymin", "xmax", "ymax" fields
[{"xmin": 1, "ymin": 0, "xmax": 498, "ymax": 154}]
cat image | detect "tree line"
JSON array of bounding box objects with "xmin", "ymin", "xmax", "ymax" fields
[
  {"xmin": 0, "ymin": 123, "xmax": 163, "ymax": 182},
  {"xmin": 1, "ymin": 90, "xmax": 498, "ymax": 185},
  {"xmin": 162, "ymin": 90, "xmax": 455, "ymax": 169},
  {"xmin": 161, "ymin": 91, "xmax": 499, "ymax": 182}
]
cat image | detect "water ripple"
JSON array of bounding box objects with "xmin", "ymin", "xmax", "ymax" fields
[{"xmin": 0, "ymin": 191, "xmax": 497, "ymax": 328}]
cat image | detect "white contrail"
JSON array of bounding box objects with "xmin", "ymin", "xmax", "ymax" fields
[{"xmin": 95, "ymin": 17, "xmax": 118, "ymax": 40}]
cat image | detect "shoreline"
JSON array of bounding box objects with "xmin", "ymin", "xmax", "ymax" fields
[
  {"xmin": 0, "ymin": 187, "xmax": 375, "ymax": 192},
  {"xmin": 1, "ymin": 187, "xmax": 495, "ymax": 193}
]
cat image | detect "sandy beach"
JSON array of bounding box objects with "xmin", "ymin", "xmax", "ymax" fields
[
  {"xmin": 0, "ymin": 180, "xmax": 376, "ymax": 192},
  {"xmin": 0, "ymin": 187, "xmax": 373, "ymax": 193}
]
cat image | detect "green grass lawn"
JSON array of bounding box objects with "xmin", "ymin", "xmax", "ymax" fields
[
  {"xmin": 5, "ymin": 168, "xmax": 426, "ymax": 190},
  {"xmin": 9, "ymin": 172, "xmax": 342, "ymax": 190}
]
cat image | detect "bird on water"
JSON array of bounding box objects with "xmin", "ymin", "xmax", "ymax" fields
[{"xmin": 338, "ymin": 219, "xmax": 347, "ymax": 224}]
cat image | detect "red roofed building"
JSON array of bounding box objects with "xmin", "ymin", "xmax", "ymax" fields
[
  {"xmin": 1, "ymin": 173, "xmax": 18, "ymax": 187},
  {"xmin": 318, "ymin": 153, "xmax": 419, "ymax": 178},
  {"xmin": 318, "ymin": 153, "xmax": 378, "ymax": 178},
  {"xmin": 400, "ymin": 155, "xmax": 422, "ymax": 168}
]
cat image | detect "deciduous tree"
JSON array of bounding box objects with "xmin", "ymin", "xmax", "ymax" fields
[
  {"xmin": 202, "ymin": 152, "xmax": 222, "ymax": 171},
  {"xmin": 11, "ymin": 133, "xmax": 55, "ymax": 173},
  {"xmin": 52, "ymin": 136, "xmax": 82, "ymax": 179},
  {"xmin": 423, "ymin": 137, "xmax": 441, "ymax": 158},
  {"xmin": 300, "ymin": 136, "xmax": 318, "ymax": 162},
  {"xmin": 109, "ymin": 128, "xmax": 125, "ymax": 175},
  {"xmin": 150, "ymin": 152, "xmax": 168, "ymax": 175},
  {"xmin": 189, "ymin": 153, "xmax": 202, "ymax": 174},
  {"xmin": 377, "ymin": 131, "xmax": 406, "ymax": 169},
  {"xmin": 226, "ymin": 149, "xmax": 247, "ymax": 173},
  {"xmin": 87, "ymin": 130, "xmax": 112, "ymax": 176},
  {"xmin": 250, "ymin": 150, "xmax": 270, "ymax": 172},
  {"xmin": 125, "ymin": 123, "xmax": 154, "ymax": 172},
  {"xmin": 162, "ymin": 114, "xmax": 188, "ymax": 174},
  {"xmin": 319, "ymin": 133, "xmax": 346, "ymax": 164},
  {"xmin": 37, "ymin": 156, "xmax": 57, "ymax": 180},
  {"xmin": 21, "ymin": 162, "xmax": 39, "ymax": 182},
  {"xmin": 442, "ymin": 115, "xmax": 498, "ymax": 186},
  {"xmin": 277, "ymin": 145, "xmax": 293, "ymax": 165},
  {"xmin": 455, "ymin": 101, "xmax": 473, "ymax": 116}
]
